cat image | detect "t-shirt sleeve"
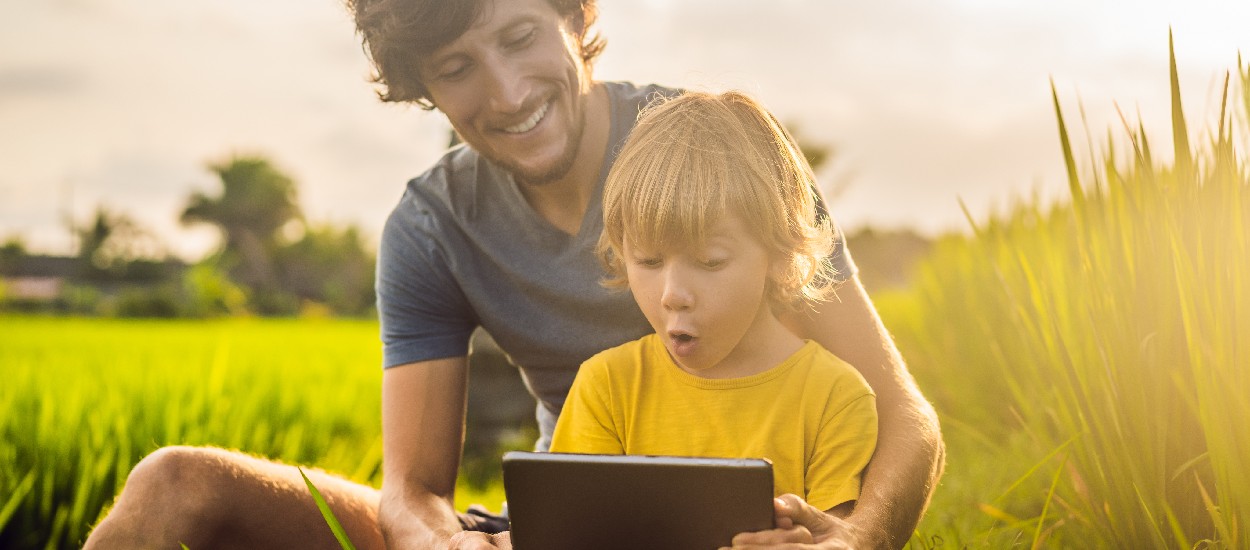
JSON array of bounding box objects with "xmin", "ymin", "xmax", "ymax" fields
[
  {"xmin": 376, "ymin": 194, "xmax": 477, "ymax": 368},
  {"xmin": 549, "ymin": 356, "xmax": 625, "ymax": 455},
  {"xmin": 804, "ymin": 392, "xmax": 878, "ymax": 511}
]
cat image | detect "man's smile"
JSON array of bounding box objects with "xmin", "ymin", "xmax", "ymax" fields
[{"xmin": 502, "ymin": 100, "xmax": 551, "ymax": 134}]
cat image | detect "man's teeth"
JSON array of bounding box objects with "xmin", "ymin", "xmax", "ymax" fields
[{"xmin": 504, "ymin": 102, "xmax": 549, "ymax": 134}]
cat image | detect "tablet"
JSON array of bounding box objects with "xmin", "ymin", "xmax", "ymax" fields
[{"xmin": 502, "ymin": 452, "xmax": 775, "ymax": 550}]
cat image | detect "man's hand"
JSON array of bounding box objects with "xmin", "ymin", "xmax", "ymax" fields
[
  {"xmin": 720, "ymin": 494, "xmax": 867, "ymax": 550},
  {"xmin": 447, "ymin": 530, "xmax": 512, "ymax": 549}
]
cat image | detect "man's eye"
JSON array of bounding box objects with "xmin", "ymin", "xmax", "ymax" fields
[
  {"xmin": 506, "ymin": 29, "xmax": 536, "ymax": 49},
  {"xmin": 437, "ymin": 64, "xmax": 469, "ymax": 81}
]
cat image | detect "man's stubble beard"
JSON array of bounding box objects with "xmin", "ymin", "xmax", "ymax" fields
[{"xmin": 493, "ymin": 99, "xmax": 586, "ymax": 187}]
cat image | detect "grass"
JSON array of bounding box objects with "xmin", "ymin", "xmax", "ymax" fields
[
  {"xmin": 896, "ymin": 41, "xmax": 1249, "ymax": 547},
  {"xmin": 0, "ymin": 316, "xmax": 504, "ymax": 549}
]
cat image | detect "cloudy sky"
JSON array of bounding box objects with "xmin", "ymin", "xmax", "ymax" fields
[{"xmin": 2, "ymin": 0, "xmax": 1248, "ymax": 260}]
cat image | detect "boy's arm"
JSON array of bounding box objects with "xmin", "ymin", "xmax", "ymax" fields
[
  {"xmin": 550, "ymin": 357, "xmax": 625, "ymax": 454},
  {"xmin": 379, "ymin": 358, "xmax": 471, "ymax": 549},
  {"xmin": 781, "ymin": 276, "xmax": 945, "ymax": 549}
]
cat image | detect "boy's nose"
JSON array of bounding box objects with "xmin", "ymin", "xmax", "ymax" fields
[{"xmin": 660, "ymin": 271, "xmax": 694, "ymax": 311}]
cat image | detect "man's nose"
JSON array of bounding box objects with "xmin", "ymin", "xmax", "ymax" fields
[
  {"xmin": 483, "ymin": 57, "xmax": 529, "ymax": 114},
  {"xmin": 660, "ymin": 267, "xmax": 694, "ymax": 311}
]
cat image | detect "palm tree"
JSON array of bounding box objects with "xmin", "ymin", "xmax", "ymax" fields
[{"xmin": 181, "ymin": 155, "xmax": 302, "ymax": 296}]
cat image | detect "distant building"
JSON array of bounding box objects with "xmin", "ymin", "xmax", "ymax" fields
[
  {"xmin": 0, "ymin": 255, "xmax": 78, "ymax": 301},
  {"xmin": 3, "ymin": 276, "xmax": 64, "ymax": 301},
  {"xmin": 1, "ymin": 254, "xmax": 185, "ymax": 311}
]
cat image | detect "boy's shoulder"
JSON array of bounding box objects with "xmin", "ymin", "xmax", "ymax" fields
[
  {"xmin": 795, "ymin": 341, "xmax": 876, "ymax": 398},
  {"xmin": 580, "ymin": 333, "xmax": 662, "ymax": 377}
]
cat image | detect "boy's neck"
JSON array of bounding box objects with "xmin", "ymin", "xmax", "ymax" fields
[{"xmin": 683, "ymin": 312, "xmax": 805, "ymax": 380}]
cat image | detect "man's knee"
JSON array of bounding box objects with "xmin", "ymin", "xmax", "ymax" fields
[
  {"xmin": 87, "ymin": 446, "xmax": 239, "ymax": 548},
  {"xmin": 122, "ymin": 446, "xmax": 236, "ymax": 518}
]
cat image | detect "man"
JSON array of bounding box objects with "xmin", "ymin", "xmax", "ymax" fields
[{"xmin": 84, "ymin": 0, "xmax": 943, "ymax": 548}]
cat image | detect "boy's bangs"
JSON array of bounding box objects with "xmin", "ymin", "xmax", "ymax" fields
[{"xmin": 616, "ymin": 133, "xmax": 740, "ymax": 252}]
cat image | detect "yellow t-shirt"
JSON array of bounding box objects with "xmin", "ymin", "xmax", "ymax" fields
[{"xmin": 550, "ymin": 334, "xmax": 878, "ymax": 511}]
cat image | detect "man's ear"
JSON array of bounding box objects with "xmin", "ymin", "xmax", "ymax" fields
[{"xmin": 566, "ymin": 8, "xmax": 586, "ymax": 37}]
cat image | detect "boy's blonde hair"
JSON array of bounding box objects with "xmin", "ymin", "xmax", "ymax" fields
[{"xmin": 598, "ymin": 90, "xmax": 837, "ymax": 306}]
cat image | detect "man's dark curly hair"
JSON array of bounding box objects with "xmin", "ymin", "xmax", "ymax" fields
[{"xmin": 345, "ymin": 0, "xmax": 605, "ymax": 110}]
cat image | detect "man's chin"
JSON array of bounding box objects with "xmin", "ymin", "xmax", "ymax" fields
[{"xmin": 497, "ymin": 147, "xmax": 579, "ymax": 187}]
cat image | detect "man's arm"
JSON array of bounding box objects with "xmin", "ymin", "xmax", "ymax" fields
[
  {"xmin": 782, "ymin": 276, "xmax": 946, "ymax": 549},
  {"xmin": 379, "ymin": 357, "xmax": 471, "ymax": 549}
]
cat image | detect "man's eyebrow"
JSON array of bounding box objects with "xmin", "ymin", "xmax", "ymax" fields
[{"xmin": 424, "ymin": 13, "xmax": 542, "ymax": 68}]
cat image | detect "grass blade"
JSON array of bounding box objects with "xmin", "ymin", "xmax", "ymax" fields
[
  {"xmin": 1051, "ymin": 78, "xmax": 1084, "ymax": 212},
  {"xmin": 1030, "ymin": 451, "xmax": 1067, "ymax": 549},
  {"xmin": 0, "ymin": 470, "xmax": 36, "ymax": 530},
  {"xmin": 299, "ymin": 467, "xmax": 358, "ymax": 550},
  {"xmin": 1168, "ymin": 29, "xmax": 1193, "ymax": 179}
]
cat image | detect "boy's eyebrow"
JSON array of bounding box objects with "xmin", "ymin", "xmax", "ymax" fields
[{"xmin": 703, "ymin": 229, "xmax": 741, "ymax": 244}]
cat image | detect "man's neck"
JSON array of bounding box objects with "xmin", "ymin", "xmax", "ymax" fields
[{"xmin": 516, "ymin": 82, "xmax": 609, "ymax": 236}]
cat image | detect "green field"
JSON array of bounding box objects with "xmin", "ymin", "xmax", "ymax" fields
[
  {"xmin": 0, "ymin": 309, "xmax": 1071, "ymax": 549},
  {"xmin": 0, "ymin": 317, "xmax": 505, "ymax": 549},
  {"xmin": 3, "ymin": 50, "xmax": 1248, "ymax": 549}
]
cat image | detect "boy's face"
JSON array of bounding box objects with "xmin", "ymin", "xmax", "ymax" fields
[
  {"xmin": 418, "ymin": 0, "xmax": 596, "ymax": 185},
  {"xmin": 624, "ymin": 214, "xmax": 783, "ymax": 379}
]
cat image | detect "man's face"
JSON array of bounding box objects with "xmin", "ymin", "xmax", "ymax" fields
[{"xmin": 419, "ymin": 0, "xmax": 593, "ymax": 186}]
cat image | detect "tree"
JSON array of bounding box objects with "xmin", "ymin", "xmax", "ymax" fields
[
  {"xmin": 75, "ymin": 207, "xmax": 169, "ymax": 282},
  {"xmin": 181, "ymin": 155, "xmax": 302, "ymax": 306},
  {"xmin": 0, "ymin": 236, "xmax": 26, "ymax": 268},
  {"xmin": 275, "ymin": 224, "xmax": 376, "ymax": 316}
]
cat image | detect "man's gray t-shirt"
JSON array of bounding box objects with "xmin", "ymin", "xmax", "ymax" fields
[{"xmin": 376, "ymin": 81, "xmax": 857, "ymax": 446}]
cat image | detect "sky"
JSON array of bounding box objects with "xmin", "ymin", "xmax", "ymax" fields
[{"xmin": 2, "ymin": 0, "xmax": 1248, "ymax": 260}]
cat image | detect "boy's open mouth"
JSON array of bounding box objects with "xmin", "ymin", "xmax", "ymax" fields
[{"xmin": 668, "ymin": 330, "xmax": 699, "ymax": 357}]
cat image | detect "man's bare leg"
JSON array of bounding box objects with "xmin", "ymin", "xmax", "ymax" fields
[{"xmin": 83, "ymin": 446, "xmax": 385, "ymax": 550}]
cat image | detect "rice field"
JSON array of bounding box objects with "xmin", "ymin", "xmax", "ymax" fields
[
  {"xmin": 2, "ymin": 49, "xmax": 1247, "ymax": 549},
  {"xmin": 0, "ymin": 318, "xmax": 504, "ymax": 548}
]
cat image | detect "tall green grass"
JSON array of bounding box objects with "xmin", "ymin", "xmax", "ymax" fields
[
  {"xmin": 898, "ymin": 42, "xmax": 1248, "ymax": 547},
  {"xmin": 0, "ymin": 316, "xmax": 508, "ymax": 549},
  {"xmin": 0, "ymin": 317, "xmax": 387, "ymax": 548}
]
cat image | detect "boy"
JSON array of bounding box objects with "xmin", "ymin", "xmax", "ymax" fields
[{"xmin": 550, "ymin": 90, "xmax": 878, "ymax": 535}]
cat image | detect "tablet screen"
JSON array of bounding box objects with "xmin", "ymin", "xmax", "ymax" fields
[{"xmin": 503, "ymin": 452, "xmax": 775, "ymax": 550}]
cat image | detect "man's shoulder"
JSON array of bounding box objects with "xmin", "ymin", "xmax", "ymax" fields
[
  {"xmin": 403, "ymin": 144, "xmax": 486, "ymax": 202},
  {"xmin": 383, "ymin": 145, "xmax": 501, "ymax": 234},
  {"xmin": 604, "ymin": 81, "xmax": 682, "ymax": 114}
]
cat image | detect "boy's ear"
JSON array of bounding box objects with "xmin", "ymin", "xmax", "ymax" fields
[
  {"xmin": 765, "ymin": 255, "xmax": 791, "ymax": 302},
  {"xmin": 767, "ymin": 254, "xmax": 790, "ymax": 284}
]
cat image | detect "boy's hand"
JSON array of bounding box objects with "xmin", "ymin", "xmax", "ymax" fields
[
  {"xmin": 447, "ymin": 529, "xmax": 512, "ymax": 549},
  {"xmin": 720, "ymin": 494, "xmax": 863, "ymax": 549}
]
